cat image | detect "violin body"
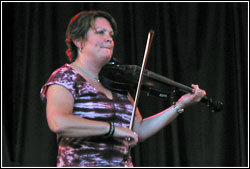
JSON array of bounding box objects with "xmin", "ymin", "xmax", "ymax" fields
[
  {"xmin": 99, "ymin": 59, "xmax": 224, "ymax": 112},
  {"xmin": 99, "ymin": 62, "xmax": 175, "ymax": 98}
]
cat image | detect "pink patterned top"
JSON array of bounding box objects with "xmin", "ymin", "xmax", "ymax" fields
[{"xmin": 41, "ymin": 64, "xmax": 134, "ymax": 167}]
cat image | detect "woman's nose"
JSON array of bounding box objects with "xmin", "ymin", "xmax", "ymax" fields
[
  {"xmin": 105, "ymin": 36, "xmax": 113, "ymax": 43},
  {"xmin": 104, "ymin": 33, "xmax": 113, "ymax": 43}
]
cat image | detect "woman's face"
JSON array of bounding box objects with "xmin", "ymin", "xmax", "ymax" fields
[{"xmin": 82, "ymin": 17, "xmax": 115, "ymax": 63}]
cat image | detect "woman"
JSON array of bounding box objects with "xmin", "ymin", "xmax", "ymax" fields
[{"xmin": 41, "ymin": 11, "xmax": 206, "ymax": 167}]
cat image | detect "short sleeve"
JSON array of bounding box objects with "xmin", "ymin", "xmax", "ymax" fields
[{"xmin": 40, "ymin": 65, "xmax": 78, "ymax": 102}]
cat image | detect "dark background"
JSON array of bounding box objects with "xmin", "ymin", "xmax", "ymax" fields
[{"xmin": 2, "ymin": 2, "xmax": 248, "ymax": 167}]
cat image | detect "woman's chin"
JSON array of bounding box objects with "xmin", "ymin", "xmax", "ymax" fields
[{"xmin": 99, "ymin": 54, "xmax": 112, "ymax": 65}]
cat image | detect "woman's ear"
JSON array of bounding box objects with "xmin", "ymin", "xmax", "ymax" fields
[{"xmin": 72, "ymin": 38, "xmax": 83, "ymax": 49}]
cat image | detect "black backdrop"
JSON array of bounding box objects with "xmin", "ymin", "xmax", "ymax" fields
[{"xmin": 2, "ymin": 2, "xmax": 248, "ymax": 167}]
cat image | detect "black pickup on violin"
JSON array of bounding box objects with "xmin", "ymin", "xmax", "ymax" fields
[{"xmin": 99, "ymin": 59, "xmax": 224, "ymax": 112}]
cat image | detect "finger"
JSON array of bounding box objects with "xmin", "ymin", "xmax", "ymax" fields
[
  {"xmin": 202, "ymin": 89, "xmax": 207, "ymax": 96},
  {"xmin": 133, "ymin": 132, "xmax": 138, "ymax": 143},
  {"xmin": 191, "ymin": 84, "xmax": 199, "ymax": 93},
  {"xmin": 195, "ymin": 88, "xmax": 207, "ymax": 101},
  {"xmin": 129, "ymin": 132, "xmax": 138, "ymax": 147},
  {"xmin": 192, "ymin": 88, "xmax": 196, "ymax": 93}
]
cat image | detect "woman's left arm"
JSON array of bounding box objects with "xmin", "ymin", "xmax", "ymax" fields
[{"xmin": 131, "ymin": 84, "xmax": 206, "ymax": 142}]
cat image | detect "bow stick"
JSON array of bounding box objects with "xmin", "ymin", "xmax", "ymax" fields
[{"xmin": 129, "ymin": 30, "xmax": 155, "ymax": 130}]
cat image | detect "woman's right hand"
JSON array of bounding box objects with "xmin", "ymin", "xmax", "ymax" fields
[{"xmin": 113, "ymin": 126, "xmax": 138, "ymax": 147}]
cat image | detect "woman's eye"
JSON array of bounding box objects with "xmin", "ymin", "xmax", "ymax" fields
[
  {"xmin": 95, "ymin": 29, "xmax": 114, "ymax": 39},
  {"xmin": 96, "ymin": 30, "xmax": 105, "ymax": 35}
]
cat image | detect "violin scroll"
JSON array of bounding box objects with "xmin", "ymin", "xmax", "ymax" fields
[{"xmin": 201, "ymin": 96, "xmax": 224, "ymax": 112}]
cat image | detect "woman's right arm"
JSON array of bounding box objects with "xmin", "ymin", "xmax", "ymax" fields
[{"xmin": 46, "ymin": 84, "xmax": 138, "ymax": 144}]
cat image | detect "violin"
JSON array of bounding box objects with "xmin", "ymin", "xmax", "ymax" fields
[
  {"xmin": 99, "ymin": 58, "xmax": 223, "ymax": 112},
  {"xmin": 100, "ymin": 30, "xmax": 223, "ymax": 162}
]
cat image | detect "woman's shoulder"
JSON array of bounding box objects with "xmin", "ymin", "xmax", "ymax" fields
[
  {"xmin": 50, "ymin": 64, "xmax": 75, "ymax": 79},
  {"xmin": 41, "ymin": 64, "xmax": 81, "ymax": 101}
]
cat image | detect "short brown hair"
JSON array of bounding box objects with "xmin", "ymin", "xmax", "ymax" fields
[{"xmin": 65, "ymin": 11, "xmax": 117, "ymax": 62}]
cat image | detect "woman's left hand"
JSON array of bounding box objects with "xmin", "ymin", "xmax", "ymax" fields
[{"xmin": 176, "ymin": 84, "xmax": 207, "ymax": 108}]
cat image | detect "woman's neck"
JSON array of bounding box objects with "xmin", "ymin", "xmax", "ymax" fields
[{"xmin": 74, "ymin": 57, "xmax": 102, "ymax": 77}]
